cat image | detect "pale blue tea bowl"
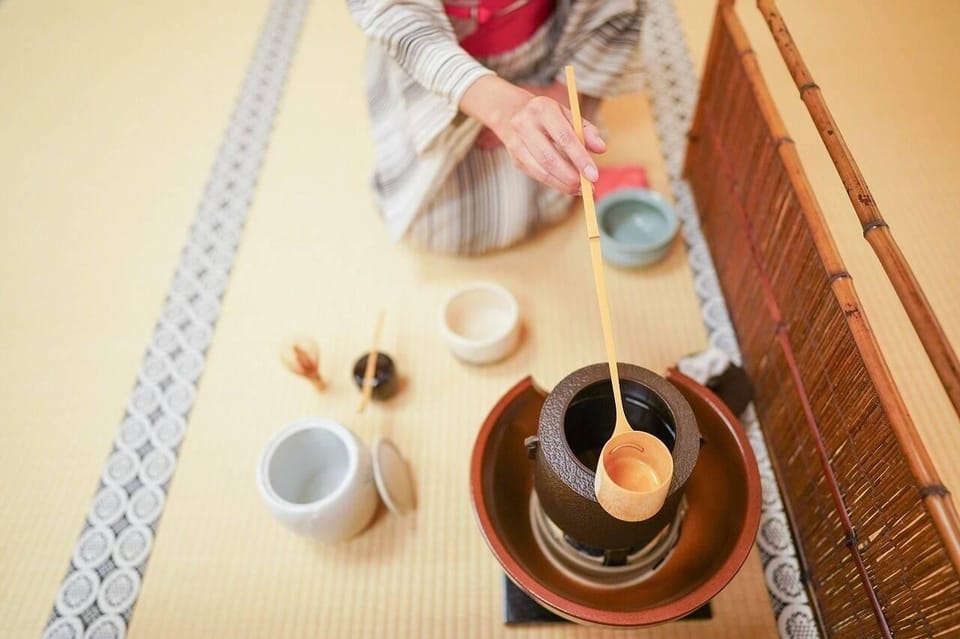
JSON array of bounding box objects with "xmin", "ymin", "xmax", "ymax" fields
[{"xmin": 596, "ymin": 188, "xmax": 679, "ymax": 268}]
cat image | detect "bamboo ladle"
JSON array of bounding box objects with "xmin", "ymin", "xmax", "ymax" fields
[{"xmin": 565, "ymin": 66, "xmax": 673, "ymax": 522}]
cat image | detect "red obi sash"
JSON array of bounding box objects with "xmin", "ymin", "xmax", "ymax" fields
[{"xmin": 444, "ymin": 0, "xmax": 555, "ymax": 57}]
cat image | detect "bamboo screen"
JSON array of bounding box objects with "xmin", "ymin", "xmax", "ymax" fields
[{"xmin": 684, "ymin": 4, "xmax": 960, "ymax": 637}]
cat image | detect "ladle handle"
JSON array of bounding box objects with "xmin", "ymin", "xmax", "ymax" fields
[
  {"xmin": 565, "ymin": 72, "xmax": 600, "ymax": 243},
  {"xmin": 564, "ymin": 66, "xmax": 628, "ymax": 436}
]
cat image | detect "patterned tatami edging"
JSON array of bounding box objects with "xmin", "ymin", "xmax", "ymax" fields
[
  {"xmin": 640, "ymin": 3, "xmax": 820, "ymax": 638},
  {"xmin": 43, "ymin": 1, "xmax": 310, "ymax": 637}
]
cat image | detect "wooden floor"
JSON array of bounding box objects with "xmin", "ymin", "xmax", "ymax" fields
[{"xmin": 1, "ymin": 1, "xmax": 957, "ymax": 637}]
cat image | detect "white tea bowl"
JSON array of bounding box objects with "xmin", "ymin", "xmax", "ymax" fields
[{"xmin": 439, "ymin": 281, "xmax": 521, "ymax": 365}]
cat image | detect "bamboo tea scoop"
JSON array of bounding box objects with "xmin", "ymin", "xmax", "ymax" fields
[
  {"xmin": 356, "ymin": 311, "xmax": 416, "ymax": 514},
  {"xmin": 358, "ymin": 310, "xmax": 385, "ymax": 413},
  {"xmin": 565, "ymin": 66, "xmax": 674, "ymax": 522}
]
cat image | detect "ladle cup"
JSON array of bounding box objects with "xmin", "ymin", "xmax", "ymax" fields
[{"xmin": 594, "ymin": 431, "xmax": 673, "ymax": 521}]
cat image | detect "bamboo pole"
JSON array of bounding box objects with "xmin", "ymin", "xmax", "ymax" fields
[
  {"xmin": 756, "ymin": 0, "xmax": 960, "ymax": 422},
  {"xmin": 720, "ymin": 3, "xmax": 960, "ymax": 580}
]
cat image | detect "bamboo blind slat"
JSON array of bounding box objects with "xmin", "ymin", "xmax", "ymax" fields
[{"xmin": 685, "ymin": 4, "xmax": 960, "ymax": 637}]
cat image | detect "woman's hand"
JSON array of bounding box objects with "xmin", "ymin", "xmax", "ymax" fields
[
  {"xmin": 461, "ymin": 76, "xmax": 605, "ymax": 195},
  {"xmin": 475, "ymin": 82, "xmax": 582, "ymax": 149}
]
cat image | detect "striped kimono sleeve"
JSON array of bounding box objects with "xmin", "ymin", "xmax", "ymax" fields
[
  {"xmin": 554, "ymin": 0, "xmax": 645, "ymax": 98},
  {"xmin": 346, "ymin": 0, "xmax": 494, "ymax": 152}
]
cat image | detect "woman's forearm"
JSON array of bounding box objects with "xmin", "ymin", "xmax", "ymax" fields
[{"xmin": 347, "ymin": 0, "xmax": 493, "ymax": 105}]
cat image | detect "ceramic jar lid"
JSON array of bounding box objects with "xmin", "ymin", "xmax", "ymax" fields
[{"xmin": 372, "ymin": 436, "xmax": 416, "ymax": 515}]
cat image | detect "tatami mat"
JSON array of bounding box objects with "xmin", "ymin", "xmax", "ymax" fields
[{"xmin": 1, "ymin": 1, "xmax": 957, "ymax": 637}]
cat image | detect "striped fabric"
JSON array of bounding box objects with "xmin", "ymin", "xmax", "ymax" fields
[{"xmin": 347, "ymin": 0, "xmax": 646, "ymax": 254}]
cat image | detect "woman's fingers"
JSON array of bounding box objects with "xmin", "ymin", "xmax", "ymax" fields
[
  {"xmin": 535, "ymin": 100, "xmax": 599, "ymax": 182},
  {"xmin": 518, "ymin": 128, "xmax": 581, "ymax": 193},
  {"xmin": 506, "ymin": 138, "xmax": 579, "ymax": 196},
  {"xmin": 493, "ymin": 92, "xmax": 607, "ymax": 194},
  {"xmin": 582, "ymin": 118, "xmax": 607, "ymax": 154},
  {"xmin": 560, "ymin": 105, "xmax": 607, "ymax": 154}
]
